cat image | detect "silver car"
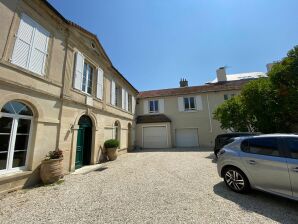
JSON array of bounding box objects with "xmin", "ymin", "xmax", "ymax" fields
[{"xmin": 217, "ymin": 134, "xmax": 298, "ymax": 200}]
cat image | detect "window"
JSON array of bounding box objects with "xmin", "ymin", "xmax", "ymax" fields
[
  {"xmin": 149, "ymin": 100, "xmax": 159, "ymax": 113},
  {"xmin": 0, "ymin": 101, "xmax": 33, "ymax": 172},
  {"xmin": 115, "ymin": 85, "xmax": 122, "ymax": 107},
  {"xmin": 184, "ymin": 97, "xmax": 195, "ymax": 110},
  {"xmin": 224, "ymin": 94, "xmax": 236, "ymax": 100},
  {"xmin": 82, "ymin": 63, "xmax": 93, "ymax": 94},
  {"xmin": 11, "ymin": 14, "xmax": 49, "ymax": 75},
  {"xmin": 128, "ymin": 94, "xmax": 132, "ymax": 112},
  {"xmin": 241, "ymin": 138, "xmax": 279, "ymax": 157},
  {"xmin": 286, "ymin": 138, "xmax": 298, "ymax": 159}
]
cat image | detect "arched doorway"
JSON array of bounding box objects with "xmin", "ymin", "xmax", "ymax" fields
[
  {"xmin": 0, "ymin": 101, "xmax": 33, "ymax": 172},
  {"xmin": 75, "ymin": 115, "xmax": 92, "ymax": 169}
]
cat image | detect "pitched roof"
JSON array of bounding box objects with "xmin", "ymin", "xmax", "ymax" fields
[
  {"xmin": 42, "ymin": 0, "xmax": 138, "ymax": 94},
  {"xmin": 209, "ymin": 72, "xmax": 267, "ymax": 83},
  {"xmin": 138, "ymin": 79, "xmax": 252, "ymax": 99},
  {"xmin": 136, "ymin": 114, "xmax": 171, "ymax": 124}
]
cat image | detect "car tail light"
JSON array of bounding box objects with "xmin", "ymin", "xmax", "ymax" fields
[{"xmin": 218, "ymin": 149, "xmax": 226, "ymax": 156}]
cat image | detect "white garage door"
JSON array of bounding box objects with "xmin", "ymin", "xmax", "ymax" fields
[
  {"xmin": 143, "ymin": 126, "xmax": 167, "ymax": 148},
  {"xmin": 176, "ymin": 128, "xmax": 199, "ymax": 147}
]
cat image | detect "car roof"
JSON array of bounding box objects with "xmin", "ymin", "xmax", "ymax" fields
[
  {"xmin": 216, "ymin": 132, "xmax": 259, "ymax": 137},
  {"xmin": 236, "ymin": 133, "xmax": 298, "ymax": 140}
]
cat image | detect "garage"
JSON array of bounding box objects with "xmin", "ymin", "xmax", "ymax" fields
[
  {"xmin": 143, "ymin": 126, "xmax": 168, "ymax": 148},
  {"xmin": 176, "ymin": 128, "xmax": 199, "ymax": 147}
]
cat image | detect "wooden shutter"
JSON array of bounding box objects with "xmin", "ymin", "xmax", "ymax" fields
[
  {"xmin": 12, "ymin": 14, "xmax": 49, "ymax": 75},
  {"xmin": 73, "ymin": 51, "xmax": 84, "ymax": 90},
  {"xmin": 29, "ymin": 22, "xmax": 49, "ymax": 75},
  {"xmin": 178, "ymin": 97, "xmax": 184, "ymax": 111},
  {"xmin": 12, "ymin": 14, "xmax": 36, "ymax": 69},
  {"xmin": 143, "ymin": 100, "xmax": 149, "ymax": 114},
  {"xmin": 96, "ymin": 67, "xmax": 104, "ymax": 99},
  {"xmin": 132, "ymin": 96, "xmax": 136, "ymax": 114},
  {"xmin": 111, "ymin": 80, "xmax": 116, "ymax": 105},
  {"xmin": 196, "ymin": 95, "xmax": 203, "ymax": 110},
  {"xmin": 159, "ymin": 99, "xmax": 164, "ymax": 113},
  {"xmin": 125, "ymin": 91, "xmax": 129, "ymax": 111}
]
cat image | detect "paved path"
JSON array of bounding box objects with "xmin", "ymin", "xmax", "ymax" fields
[{"xmin": 0, "ymin": 148, "xmax": 298, "ymax": 224}]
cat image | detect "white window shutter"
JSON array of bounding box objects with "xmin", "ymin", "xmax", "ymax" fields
[
  {"xmin": 143, "ymin": 100, "xmax": 149, "ymax": 114},
  {"xmin": 159, "ymin": 99, "xmax": 164, "ymax": 113},
  {"xmin": 12, "ymin": 14, "xmax": 35, "ymax": 69},
  {"xmin": 196, "ymin": 95, "xmax": 203, "ymax": 110},
  {"xmin": 73, "ymin": 51, "xmax": 84, "ymax": 90},
  {"xmin": 178, "ymin": 97, "xmax": 184, "ymax": 111},
  {"xmin": 132, "ymin": 96, "xmax": 136, "ymax": 114},
  {"xmin": 125, "ymin": 91, "xmax": 129, "ymax": 111},
  {"xmin": 96, "ymin": 67, "xmax": 104, "ymax": 100},
  {"xmin": 111, "ymin": 80, "xmax": 116, "ymax": 105},
  {"xmin": 121, "ymin": 88, "xmax": 125, "ymax": 109},
  {"xmin": 29, "ymin": 23, "xmax": 49, "ymax": 75}
]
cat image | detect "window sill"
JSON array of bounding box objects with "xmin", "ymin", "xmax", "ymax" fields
[
  {"xmin": 71, "ymin": 88, "xmax": 92, "ymax": 97},
  {"xmin": 107, "ymin": 103, "xmax": 134, "ymax": 115},
  {"xmin": 0, "ymin": 60, "xmax": 62, "ymax": 88},
  {"xmin": 182, "ymin": 110, "xmax": 198, "ymax": 113},
  {"xmin": 0, "ymin": 170, "xmax": 32, "ymax": 185}
]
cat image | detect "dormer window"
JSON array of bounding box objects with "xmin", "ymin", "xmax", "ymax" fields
[{"xmin": 149, "ymin": 100, "xmax": 159, "ymax": 113}]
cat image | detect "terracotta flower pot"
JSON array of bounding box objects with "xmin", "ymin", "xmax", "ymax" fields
[
  {"xmin": 106, "ymin": 147, "xmax": 118, "ymax": 161},
  {"xmin": 40, "ymin": 158, "xmax": 63, "ymax": 185}
]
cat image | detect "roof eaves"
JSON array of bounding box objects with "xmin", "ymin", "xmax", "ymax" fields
[
  {"xmin": 43, "ymin": 0, "xmax": 138, "ymax": 93},
  {"xmin": 112, "ymin": 66, "xmax": 138, "ymax": 94}
]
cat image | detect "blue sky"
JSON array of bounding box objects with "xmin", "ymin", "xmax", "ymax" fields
[{"xmin": 48, "ymin": 0, "xmax": 298, "ymax": 91}]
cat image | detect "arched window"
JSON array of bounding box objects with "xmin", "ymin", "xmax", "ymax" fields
[
  {"xmin": 113, "ymin": 121, "xmax": 121, "ymax": 146},
  {"xmin": 0, "ymin": 101, "xmax": 33, "ymax": 172}
]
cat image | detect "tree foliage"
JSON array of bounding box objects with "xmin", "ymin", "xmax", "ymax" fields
[
  {"xmin": 213, "ymin": 46, "xmax": 298, "ymax": 133},
  {"xmin": 213, "ymin": 96, "xmax": 250, "ymax": 132}
]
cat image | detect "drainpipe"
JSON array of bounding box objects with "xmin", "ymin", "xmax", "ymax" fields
[
  {"xmin": 207, "ymin": 94, "xmax": 213, "ymax": 133},
  {"xmin": 207, "ymin": 94, "xmax": 213, "ymax": 146}
]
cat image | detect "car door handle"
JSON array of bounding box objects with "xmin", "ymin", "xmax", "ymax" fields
[
  {"xmin": 248, "ymin": 160, "xmax": 257, "ymax": 165},
  {"xmin": 292, "ymin": 167, "xmax": 298, "ymax": 172}
]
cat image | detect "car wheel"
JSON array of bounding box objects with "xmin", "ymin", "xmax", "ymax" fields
[{"xmin": 223, "ymin": 167, "xmax": 250, "ymax": 193}]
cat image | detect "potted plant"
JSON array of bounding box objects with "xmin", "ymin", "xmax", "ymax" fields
[
  {"xmin": 104, "ymin": 139, "xmax": 119, "ymax": 161},
  {"xmin": 40, "ymin": 149, "xmax": 64, "ymax": 185}
]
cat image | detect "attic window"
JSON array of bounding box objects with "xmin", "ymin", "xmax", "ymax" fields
[{"xmin": 91, "ymin": 42, "xmax": 95, "ymax": 49}]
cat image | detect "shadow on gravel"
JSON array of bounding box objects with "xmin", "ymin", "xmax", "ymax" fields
[
  {"xmin": 205, "ymin": 153, "xmax": 217, "ymax": 163},
  {"xmin": 93, "ymin": 167, "xmax": 108, "ymax": 172},
  {"xmin": 214, "ymin": 182, "xmax": 298, "ymax": 224},
  {"xmin": 132, "ymin": 147, "xmax": 213, "ymax": 153}
]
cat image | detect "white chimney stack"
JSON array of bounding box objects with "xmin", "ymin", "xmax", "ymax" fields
[{"xmin": 216, "ymin": 67, "xmax": 227, "ymax": 82}]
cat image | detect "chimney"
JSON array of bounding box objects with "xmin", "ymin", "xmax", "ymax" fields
[
  {"xmin": 216, "ymin": 67, "xmax": 227, "ymax": 82},
  {"xmin": 266, "ymin": 63, "xmax": 274, "ymax": 72},
  {"xmin": 179, "ymin": 78, "xmax": 188, "ymax": 87}
]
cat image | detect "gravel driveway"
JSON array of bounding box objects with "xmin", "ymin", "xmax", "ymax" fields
[{"xmin": 0, "ymin": 149, "xmax": 298, "ymax": 224}]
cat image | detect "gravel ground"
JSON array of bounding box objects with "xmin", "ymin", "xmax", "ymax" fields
[{"xmin": 0, "ymin": 148, "xmax": 298, "ymax": 224}]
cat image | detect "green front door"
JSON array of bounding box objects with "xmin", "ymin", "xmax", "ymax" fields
[
  {"xmin": 75, "ymin": 128, "xmax": 85, "ymax": 169},
  {"xmin": 75, "ymin": 115, "xmax": 92, "ymax": 169}
]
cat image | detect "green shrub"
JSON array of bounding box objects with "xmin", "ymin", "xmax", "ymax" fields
[
  {"xmin": 104, "ymin": 139, "xmax": 119, "ymax": 149},
  {"xmin": 45, "ymin": 149, "xmax": 63, "ymax": 160}
]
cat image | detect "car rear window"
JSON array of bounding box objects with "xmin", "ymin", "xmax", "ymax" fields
[{"xmin": 241, "ymin": 137, "xmax": 279, "ymax": 157}]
